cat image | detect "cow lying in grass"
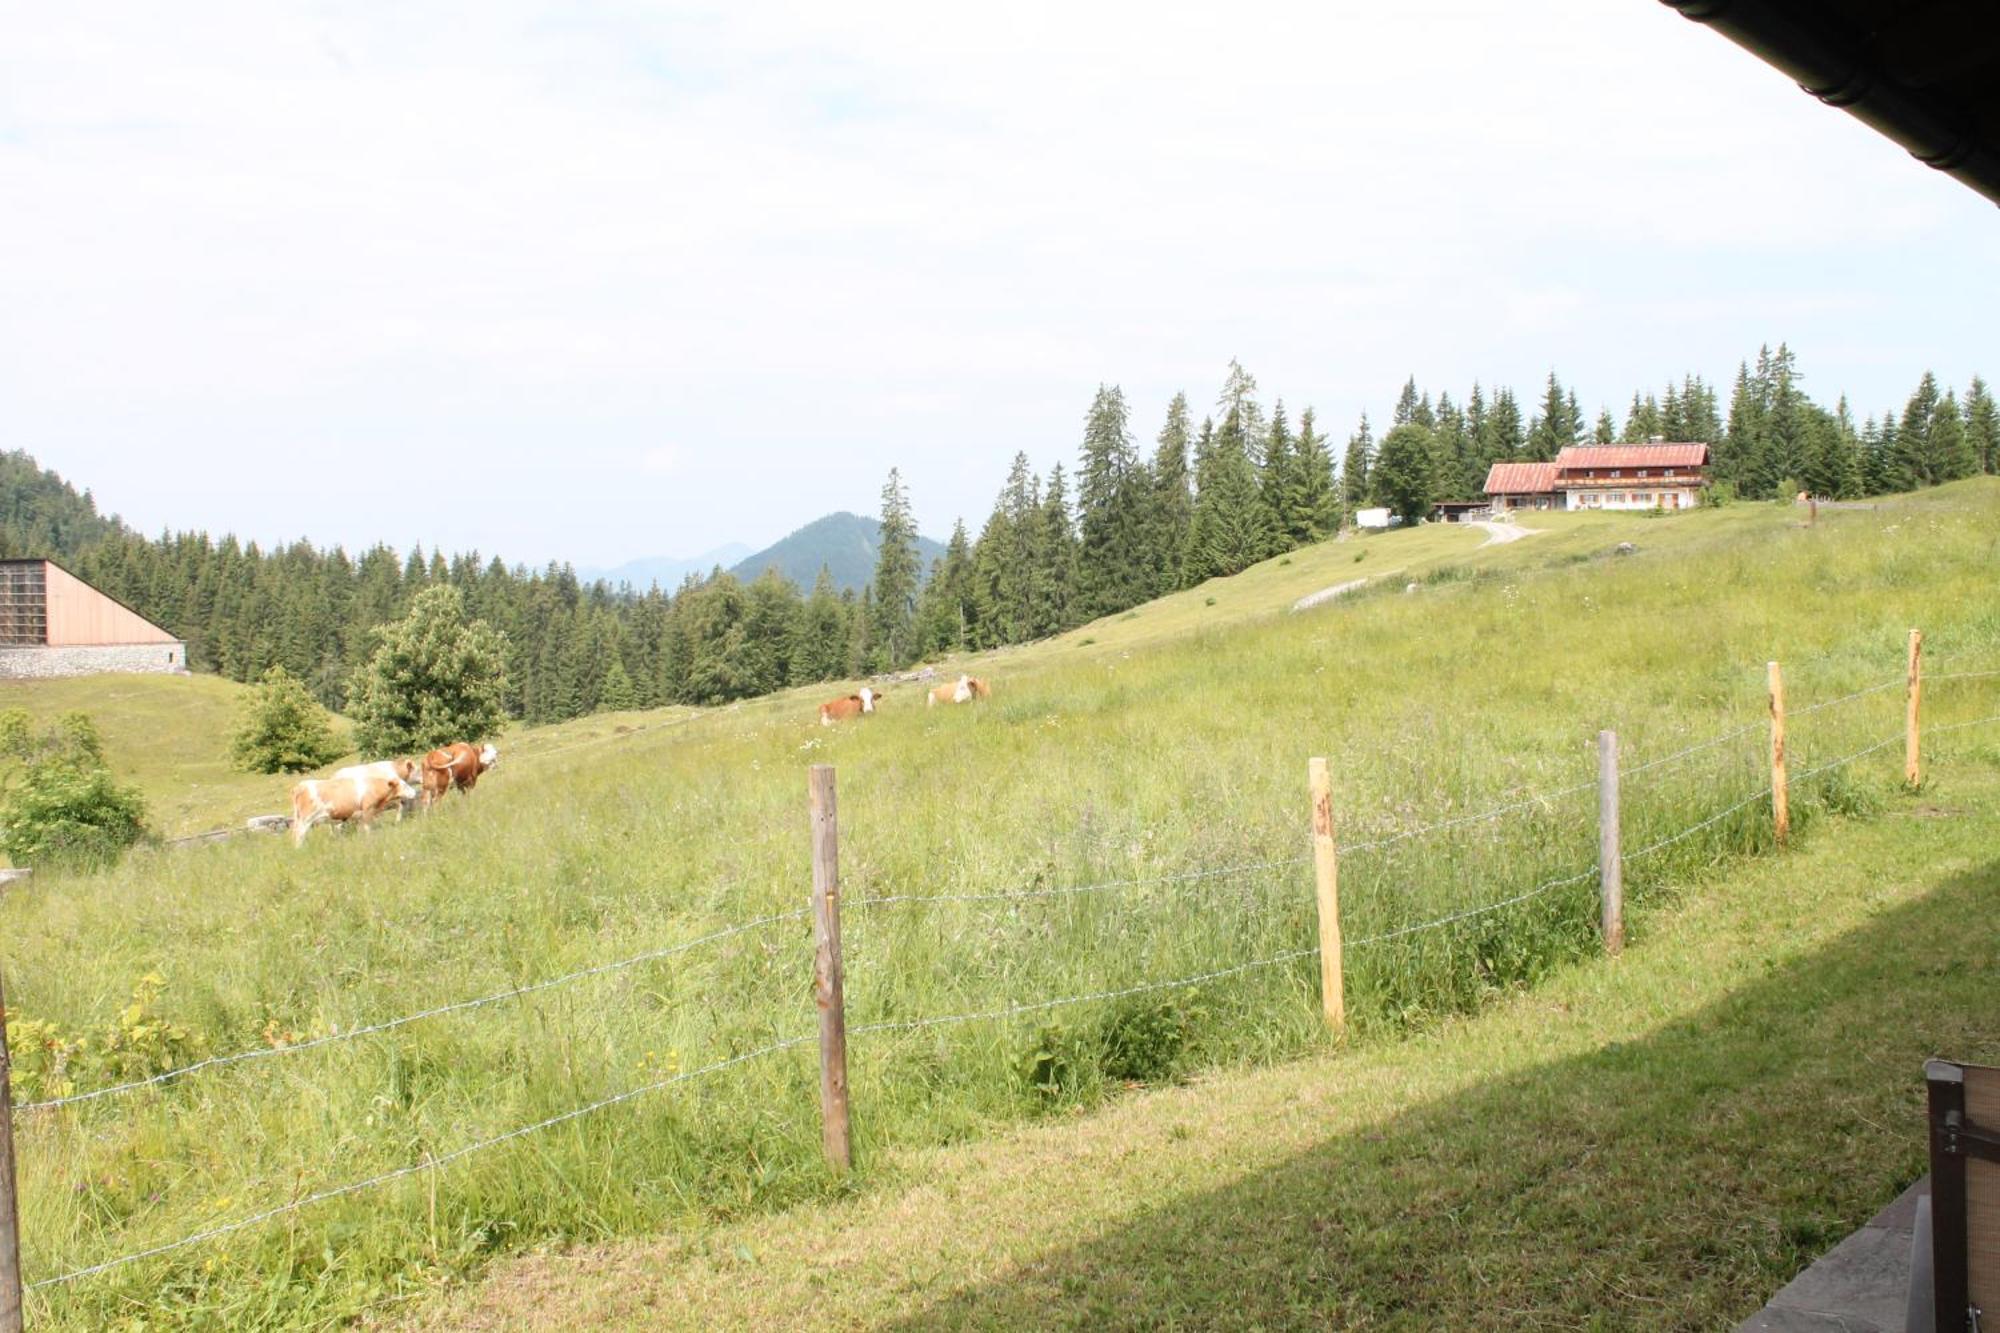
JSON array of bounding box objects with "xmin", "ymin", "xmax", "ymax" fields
[
  {"xmin": 927, "ymin": 675, "xmax": 992, "ymax": 707},
  {"xmin": 290, "ymin": 774, "xmax": 417, "ymax": 847},
  {"xmin": 819, "ymin": 688, "xmax": 877, "ymax": 725},
  {"xmin": 421, "ymin": 742, "xmax": 499, "ymax": 807}
]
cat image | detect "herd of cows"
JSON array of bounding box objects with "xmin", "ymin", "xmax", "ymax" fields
[
  {"xmin": 287, "ymin": 741, "xmax": 499, "ymax": 847},
  {"xmin": 818, "ymin": 672, "xmax": 992, "ymax": 725},
  {"xmin": 285, "ymin": 670, "xmax": 990, "ymax": 847}
]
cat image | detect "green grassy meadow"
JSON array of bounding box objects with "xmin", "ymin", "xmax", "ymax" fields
[{"xmin": 3, "ymin": 481, "xmax": 1998, "ymax": 1328}]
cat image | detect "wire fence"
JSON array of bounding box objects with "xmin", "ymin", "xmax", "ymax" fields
[{"xmin": 13, "ymin": 657, "xmax": 1999, "ymax": 1304}]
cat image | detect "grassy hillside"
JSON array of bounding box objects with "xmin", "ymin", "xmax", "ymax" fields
[
  {"xmin": 0, "ymin": 673, "xmax": 300, "ymax": 839},
  {"xmin": 4, "ymin": 481, "xmax": 1998, "ymax": 1328},
  {"xmin": 419, "ymin": 760, "xmax": 2000, "ymax": 1330}
]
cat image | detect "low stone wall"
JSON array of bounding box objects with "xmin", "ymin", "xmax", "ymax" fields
[{"xmin": 0, "ymin": 643, "xmax": 189, "ymax": 679}]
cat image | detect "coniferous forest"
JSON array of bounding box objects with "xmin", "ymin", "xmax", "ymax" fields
[{"xmin": 2, "ymin": 350, "xmax": 1992, "ymax": 724}]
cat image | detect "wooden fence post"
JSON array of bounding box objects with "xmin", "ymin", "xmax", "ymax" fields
[
  {"xmin": 1597, "ymin": 730, "xmax": 1624, "ymax": 956},
  {"xmin": 1307, "ymin": 758, "xmax": 1344, "ymax": 1033},
  {"xmin": 808, "ymin": 765, "xmax": 850, "ymax": 1173},
  {"xmin": 0, "ymin": 967, "xmax": 22, "ymax": 1333},
  {"xmin": 1906, "ymin": 628, "xmax": 1923, "ymax": 788},
  {"xmin": 1768, "ymin": 660, "xmax": 1790, "ymax": 845}
]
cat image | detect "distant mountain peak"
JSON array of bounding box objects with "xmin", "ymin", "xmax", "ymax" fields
[{"xmin": 730, "ymin": 512, "xmax": 945, "ymax": 593}]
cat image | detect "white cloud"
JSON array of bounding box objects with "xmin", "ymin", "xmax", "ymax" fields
[{"xmin": 0, "ymin": 1, "xmax": 1993, "ymax": 564}]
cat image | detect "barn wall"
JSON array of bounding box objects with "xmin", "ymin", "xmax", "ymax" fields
[
  {"xmin": 44, "ymin": 563, "xmax": 178, "ymax": 646},
  {"xmin": 0, "ymin": 643, "xmax": 188, "ymax": 679}
]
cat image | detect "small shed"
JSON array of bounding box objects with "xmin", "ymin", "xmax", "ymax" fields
[{"xmin": 0, "ymin": 559, "xmax": 186, "ymax": 679}]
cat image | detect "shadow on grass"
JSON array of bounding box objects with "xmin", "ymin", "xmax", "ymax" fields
[{"xmin": 888, "ymin": 862, "xmax": 2000, "ymax": 1332}]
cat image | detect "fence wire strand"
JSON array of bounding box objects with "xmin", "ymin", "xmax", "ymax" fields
[
  {"xmin": 17, "ymin": 908, "xmax": 811, "ymax": 1114},
  {"xmin": 1790, "ymin": 677, "xmax": 1902, "ymax": 718},
  {"xmin": 853, "ymin": 855, "xmax": 1312, "ymax": 909},
  {"xmin": 25, "ymin": 1035, "xmax": 812, "ymax": 1292},
  {"xmin": 1346, "ymin": 865, "xmax": 1601, "ymax": 947}
]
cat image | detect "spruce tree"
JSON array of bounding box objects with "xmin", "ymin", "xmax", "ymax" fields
[
  {"xmin": 790, "ymin": 566, "xmax": 851, "ymax": 684},
  {"xmin": 1260, "ymin": 401, "xmax": 1296, "ymax": 555},
  {"xmin": 1031, "ymin": 464, "xmax": 1079, "ymax": 636},
  {"xmin": 1290, "ymin": 407, "xmax": 1339, "ymax": 543},
  {"xmin": 1594, "ymin": 408, "xmax": 1616, "ymax": 444},
  {"xmin": 1965, "ymin": 376, "xmax": 1999, "ymax": 475},
  {"xmin": 1185, "ymin": 406, "xmax": 1274, "ymax": 580},
  {"xmin": 1216, "ymin": 359, "xmax": 1267, "ymax": 467},
  {"xmin": 1339, "ymin": 413, "xmax": 1375, "ymax": 517},
  {"xmin": 868, "ymin": 468, "xmax": 920, "ymax": 669},
  {"xmin": 1932, "ymin": 391, "xmax": 1975, "ymax": 482},
  {"xmin": 1487, "ymin": 388, "xmax": 1526, "ymax": 460},
  {"xmin": 913, "ymin": 519, "xmax": 974, "ymax": 655},
  {"xmin": 598, "ymin": 657, "xmax": 638, "ymax": 711},
  {"xmin": 1074, "ymin": 384, "xmax": 1149, "ymax": 619},
  {"xmin": 1897, "ymin": 372, "xmax": 1942, "ymax": 487},
  {"xmin": 1147, "ymin": 393, "xmax": 1194, "ymax": 594}
]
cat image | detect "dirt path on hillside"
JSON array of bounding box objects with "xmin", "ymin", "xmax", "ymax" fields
[
  {"xmin": 1470, "ymin": 519, "xmax": 1540, "ymax": 546},
  {"xmin": 1289, "ymin": 578, "xmax": 1366, "ymax": 613}
]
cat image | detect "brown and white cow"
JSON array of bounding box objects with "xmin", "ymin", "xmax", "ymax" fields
[
  {"xmin": 420, "ymin": 741, "xmax": 500, "ymax": 807},
  {"xmin": 818, "ymin": 687, "xmax": 877, "ymax": 726},
  {"xmin": 967, "ymin": 676, "xmax": 991, "ymax": 700},
  {"xmin": 334, "ymin": 758, "xmax": 421, "ymax": 814},
  {"xmin": 290, "ymin": 775, "xmax": 416, "ymax": 847},
  {"xmin": 928, "ymin": 675, "xmax": 974, "ymax": 707}
]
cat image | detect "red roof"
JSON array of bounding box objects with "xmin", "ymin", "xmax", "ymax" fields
[
  {"xmin": 1553, "ymin": 443, "xmax": 1709, "ymax": 470},
  {"xmin": 1483, "ymin": 461, "xmax": 1559, "ymax": 495}
]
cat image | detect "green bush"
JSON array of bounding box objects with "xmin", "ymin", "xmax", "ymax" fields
[
  {"xmin": 1100, "ymin": 991, "xmax": 1204, "ymax": 1083},
  {"xmin": 231, "ymin": 665, "xmax": 345, "ymax": 773},
  {"xmin": 0, "ymin": 755, "xmax": 150, "ymax": 870},
  {"xmin": 347, "ymin": 585, "xmax": 511, "ymax": 754}
]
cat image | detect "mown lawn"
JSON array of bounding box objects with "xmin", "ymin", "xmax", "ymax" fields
[{"xmin": 2, "ymin": 480, "xmax": 1996, "ymax": 1327}]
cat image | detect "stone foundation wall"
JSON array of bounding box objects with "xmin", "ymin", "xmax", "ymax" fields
[{"xmin": 0, "ymin": 643, "xmax": 189, "ymax": 679}]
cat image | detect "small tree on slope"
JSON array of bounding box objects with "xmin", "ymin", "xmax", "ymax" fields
[{"xmin": 231, "ymin": 665, "xmax": 345, "ymax": 773}]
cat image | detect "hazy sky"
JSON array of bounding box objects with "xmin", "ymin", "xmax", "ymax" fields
[{"xmin": 4, "ymin": 2, "xmax": 1995, "ymax": 568}]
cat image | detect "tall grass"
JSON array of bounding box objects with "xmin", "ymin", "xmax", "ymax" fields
[{"xmin": 4, "ymin": 480, "xmax": 1998, "ymax": 1327}]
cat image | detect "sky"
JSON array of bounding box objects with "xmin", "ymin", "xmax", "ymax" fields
[{"xmin": 3, "ymin": 1, "xmax": 1996, "ymax": 569}]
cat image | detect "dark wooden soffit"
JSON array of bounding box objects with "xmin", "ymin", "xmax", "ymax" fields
[{"xmin": 1661, "ymin": 0, "xmax": 2000, "ymax": 207}]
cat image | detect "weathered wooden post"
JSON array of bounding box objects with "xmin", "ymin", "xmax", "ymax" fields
[
  {"xmin": 1906, "ymin": 628, "xmax": 1923, "ymax": 788},
  {"xmin": 0, "ymin": 968, "xmax": 23, "ymax": 1333},
  {"xmin": 808, "ymin": 765, "xmax": 850, "ymax": 1173},
  {"xmin": 1308, "ymin": 758, "xmax": 1344, "ymax": 1033},
  {"xmin": 1768, "ymin": 660, "xmax": 1790, "ymax": 845},
  {"xmin": 1598, "ymin": 730, "xmax": 1624, "ymax": 956}
]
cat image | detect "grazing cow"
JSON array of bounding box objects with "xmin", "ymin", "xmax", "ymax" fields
[
  {"xmin": 421, "ymin": 742, "xmax": 500, "ymax": 807},
  {"xmin": 819, "ymin": 687, "xmax": 877, "ymax": 726},
  {"xmin": 334, "ymin": 758, "xmax": 422, "ymax": 817},
  {"xmin": 290, "ymin": 775, "xmax": 416, "ymax": 847},
  {"xmin": 966, "ymin": 676, "xmax": 992, "ymax": 700},
  {"xmin": 928, "ymin": 675, "xmax": 974, "ymax": 708}
]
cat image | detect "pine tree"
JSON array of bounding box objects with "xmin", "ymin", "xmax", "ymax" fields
[
  {"xmin": 1290, "ymin": 407, "xmax": 1339, "ymax": 542},
  {"xmin": 790, "ymin": 566, "xmax": 850, "ymax": 684},
  {"xmin": 740, "ymin": 568, "xmax": 802, "ymax": 694},
  {"xmin": 1260, "ymin": 400, "xmax": 1296, "ymax": 555},
  {"xmin": 598, "ymin": 657, "xmax": 638, "ymax": 711},
  {"xmin": 1722, "ymin": 361, "xmax": 1766, "ymax": 495},
  {"xmin": 1147, "ymin": 392, "xmax": 1194, "ymax": 594},
  {"xmin": 1966, "ymin": 376, "xmax": 1999, "ymax": 475},
  {"xmin": 1526, "ymin": 372, "xmax": 1575, "ymax": 460},
  {"xmin": 869, "ymin": 468, "xmax": 920, "ymax": 669},
  {"xmin": 1593, "ymin": 408, "xmax": 1616, "ymax": 443},
  {"xmin": 1622, "ymin": 391, "xmax": 1662, "ymax": 442},
  {"xmin": 1393, "ymin": 377, "xmax": 1423, "ymax": 427},
  {"xmin": 1031, "ymin": 464, "xmax": 1078, "ymax": 636},
  {"xmin": 1373, "ymin": 424, "xmax": 1439, "ymax": 525},
  {"xmin": 1216, "ymin": 359, "xmax": 1267, "ymax": 467},
  {"xmin": 1339, "ymin": 412, "xmax": 1375, "ymax": 517},
  {"xmin": 1074, "ymin": 384, "xmax": 1150, "ymax": 619},
  {"xmin": 1932, "ymin": 391, "xmax": 1975, "ymax": 482},
  {"xmin": 1186, "ymin": 406, "xmax": 1272, "ymax": 581},
  {"xmin": 913, "ymin": 519, "xmax": 974, "ymax": 656},
  {"xmin": 1487, "ymin": 388, "xmax": 1526, "ymax": 460},
  {"xmin": 1897, "ymin": 372, "xmax": 1943, "ymax": 487}
]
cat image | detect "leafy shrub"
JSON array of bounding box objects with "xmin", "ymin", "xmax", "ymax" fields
[
  {"xmin": 1100, "ymin": 991, "xmax": 1204, "ymax": 1083},
  {"xmin": 1019, "ymin": 1020, "xmax": 1096, "ymax": 1104},
  {"xmin": 232, "ymin": 665, "xmax": 345, "ymax": 773},
  {"xmin": 1703, "ymin": 480, "xmax": 1737, "ymax": 508},
  {"xmin": 7, "ymin": 974, "xmax": 206, "ymax": 1103},
  {"xmin": 0, "ymin": 757, "xmax": 150, "ymax": 869}
]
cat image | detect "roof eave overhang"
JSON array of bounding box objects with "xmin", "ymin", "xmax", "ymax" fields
[{"xmin": 1661, "ymin": 0, "xmax": 2000, "ymax": 207}]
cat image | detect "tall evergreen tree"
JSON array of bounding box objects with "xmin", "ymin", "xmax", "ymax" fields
[
  {"xmin": 868, "ymin": 468, "xmax": 920, "ymax": 669},
  {"xmin": 1339, "ymin": 413, "xmax": 1375, "ymax": 516},
  {"xmin": 1147, "ymin": 392, "xmax": 1194, "ymax": 594},
  {"xmin": 1260, "ymin": 400, "xmax": 1297, "ymax": 554},
  {"xmin": 1032, "ymin": 464, "xmax": 1079, "ymax": 636},
  {"xmin": 790, "ymin": 566, "xmax": 851, "ymax": 684},
  {"xmin": 1290, "ymin": 407, "xmax": 1339, "ymax": 543},
  {"xmin": 1074, "ymin": 384, "xmax": 1150, "ymax": 619},
  {"xmin": 1186, "ymin": 406, "xmax": 1273, "ymax": 580},
  {"xmin": 1966, "ymin": 376, "xmax": 2000, "ymax": 475}
]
